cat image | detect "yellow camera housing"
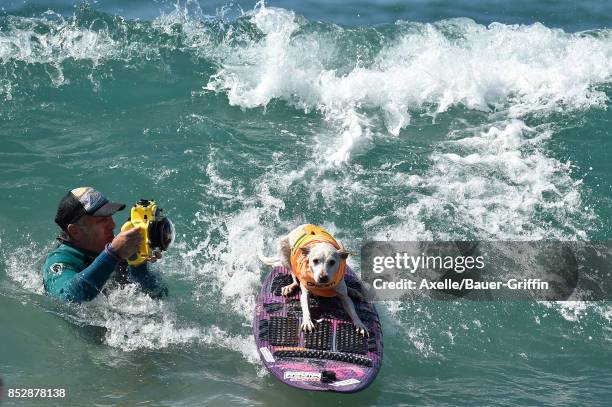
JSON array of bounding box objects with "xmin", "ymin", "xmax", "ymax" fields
[{"xmin": 120, "ymin": 199, "xmax": 174, "ymax": 266}]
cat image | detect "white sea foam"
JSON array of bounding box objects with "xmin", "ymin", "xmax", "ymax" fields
[
  {"xmin": 0, "ymin": 8, "xmax": 185, "ymax": 95},
  {"xmin": 0, "ymin": 16, "xmax": 117, "ymax": 65},
  {"xmin": 407, "ymin": 326, "xmax": 439, "ymax": 358},
  {"xmin": 377, "ymin": 120, "xmax": 593, "ymax": 240},
  {"xmin": 0, "ymin": 15, "xmax": 116, "ymax": 97},
  {"xmin": 177, "ymin": 156, "xmax": 287, "ymax": 322},
  {"xmin": 4, "ymin": 234, "xmax": 48, "ymax": 295},
  {"xmin": 206, "ymin": 6, "xmax": 612, "ymax": 164},
  {"xmin": 69, "ymin": 284, "xmax": 260, "ymax": 362},
  {"xmin": 539, "ymin": 301, "xmax": 611, "ymax": 324},
  {"xmin": 0, "ymin": 78, "xmax": 13, "ymax": 100}
]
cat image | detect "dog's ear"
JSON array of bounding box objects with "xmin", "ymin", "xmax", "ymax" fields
[
  {"xmin": 300, "ymin": 247, "xmax": 310, "ymax": 256},
  {"xmin": 338, "ymin": 249, "xmax": 350, "ymax": 260}
]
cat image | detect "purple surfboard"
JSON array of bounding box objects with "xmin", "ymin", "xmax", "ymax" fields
[{"xmin": 254, "ymin": 266, "xmax": 383, "ymax": 392}]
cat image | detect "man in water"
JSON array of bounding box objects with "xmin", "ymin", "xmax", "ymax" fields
[{"xmin": 43, "ymin": 187, "xmax": 167, "ymax": 302}]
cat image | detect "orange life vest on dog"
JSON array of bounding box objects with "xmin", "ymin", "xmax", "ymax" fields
[{"xmin": 290, "ymin": 224, "xmax": 346, "ymax": 297}]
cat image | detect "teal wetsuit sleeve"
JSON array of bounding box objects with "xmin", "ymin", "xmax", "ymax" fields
[
  {"xmin": 127, "ymin": 263, "xmax": 168, "ymax": 299},
  {"xmin": 44, "ymin": 251, "xmax": 119, "ymax": 303}
]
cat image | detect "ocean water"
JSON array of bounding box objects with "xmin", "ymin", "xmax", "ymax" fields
[{"xmin": 1, "ymin": 0, "xmax": 611, "ymax": 405}]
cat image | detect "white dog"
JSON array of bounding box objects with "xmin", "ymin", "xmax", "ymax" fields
[{"xmin": 259, "ymin": 224, "xmax": 368, "ymax": 336}]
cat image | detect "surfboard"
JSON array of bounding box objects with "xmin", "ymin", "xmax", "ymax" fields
[{"xmin": 254, "ymin": 266, "xmax": 383, "ymax": 392}]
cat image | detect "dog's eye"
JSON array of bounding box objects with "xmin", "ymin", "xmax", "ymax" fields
[
  {"xmin": 313, "ymin": 259, "xmax": 320, "ymax": 265},
  {"xmin": 328, "ymin": 260, "xmax": 336, "ymax": 266}
]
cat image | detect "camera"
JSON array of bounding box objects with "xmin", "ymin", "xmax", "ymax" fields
[{"xmin": 120, "ymin": 199, "xmax": 175, "ymax": 266}]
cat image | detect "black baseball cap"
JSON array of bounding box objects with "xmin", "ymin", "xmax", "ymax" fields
[{"xmin": 55, "ymin": 187, "xmax": 125, "ymax": 230}]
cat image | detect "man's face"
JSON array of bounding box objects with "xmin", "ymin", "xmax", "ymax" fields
[{"xmin": 72, "ymin": 215, "xmax": 116, "ymax": 253}]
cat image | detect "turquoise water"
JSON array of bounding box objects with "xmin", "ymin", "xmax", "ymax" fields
[{"xmin": 1, "ymin": 1, "xmax": 611, "ymax": 405}]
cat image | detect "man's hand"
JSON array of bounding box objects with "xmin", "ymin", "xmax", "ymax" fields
[
  {"xmin": 146, "ymin": 249, "xmax": 163, "ymax": 263},
  {"xmin": 111, "ymin": 228, "xmax": 143, "ymax": 260}
]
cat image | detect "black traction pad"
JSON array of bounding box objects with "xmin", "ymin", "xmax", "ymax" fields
[
  {"xmin": 268, "ymin": 316, "xmax": 299, "ymax": 346},
  {"xmin": 273, "ymin": 349, "xmax": 373, "ymax": 367},
  {"xmin": 271, "ymin": 274, "xmax": 294, "ymax": 296},
  {"xmin": 336, "ymin": 323, "xmax": 367, "ymax": 354},
  {"xmin": 304, "ymin": 320, "xmax": 333, "ymax": 350}
]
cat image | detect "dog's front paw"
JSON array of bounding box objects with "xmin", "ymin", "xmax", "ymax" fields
[
  {"xmin": 354, "ymin": 320, "xmax": 369, "ymax": 337},
  {"xmin": 281, "ymin": 283, "xmax": 297, "ymax": 296},
  {"xmin": 301, "ymin": 318, "xmax": 315, "ymax": 332}
]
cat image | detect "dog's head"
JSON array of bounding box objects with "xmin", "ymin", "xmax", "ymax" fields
[{"xmin": 301, "ymin": 242, "xmax": 349, "ymax": 285}]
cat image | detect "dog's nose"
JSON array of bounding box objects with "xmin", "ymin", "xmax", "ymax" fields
[{"xmin": 319, "ymin": 274, "xmax": 329, "ymax": 283}]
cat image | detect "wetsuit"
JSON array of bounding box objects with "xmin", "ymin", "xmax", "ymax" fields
[{"xmin": 42, "ymin": 240, "xmax": 167, "ymax": 303}]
